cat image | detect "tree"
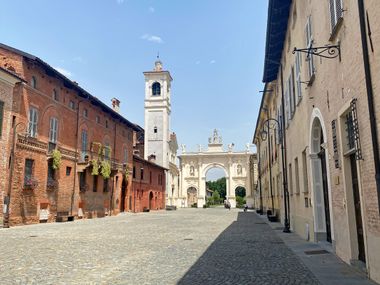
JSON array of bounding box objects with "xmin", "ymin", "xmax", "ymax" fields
[
  {"xmin": 211, "ymin": 190, "xmax": 221, "ymax": 204},
  {"xmin": 206, "ymin": 177, "xmax": 226, "ymax": 199},
  {"xmin": 235, "ymin": 186, "xmax": 246, "ymax": 198}
]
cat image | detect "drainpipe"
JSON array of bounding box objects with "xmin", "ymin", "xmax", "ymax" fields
[
  {"xmin": 257, "ymin": 140, "xmax": 264, "ymax": 214},
  {"xmin": 71, "ymin": 95, "xmax": 89, "ymax": 217},
  {"xmin": 358, "ymin": 0, "xmax": 380, "ymax": 214},
  {"xmin": 279, "ymin": 63, "xmax": 291, "ymax": 232},
  {"xmin": 109, "ymin": 121, "xmax": 117, "ymax": 215}
]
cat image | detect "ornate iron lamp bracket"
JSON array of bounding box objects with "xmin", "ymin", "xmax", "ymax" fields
[{"xmin": 293, "ymin": 44, "xmax": 341, "ymax": 60}]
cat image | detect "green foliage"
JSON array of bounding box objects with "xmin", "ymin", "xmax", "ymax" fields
[
  {"xmin": 236, "ymin": 196, "xmax": 246, "ymax": 208},
  {"xmin": 206, "ymin": 177, "xmax": 226, "ymax": 199},
  {"xmin": 51, "ymin": 149, "xmax": 62, "ymax": 170},
  {"xmin": 91, "ymin": 159, "xmax": 99, "ymax": 176},
  {"xmin": 235, "ymin": 186, "xmax": 246, "ymax": 198},
  {"xmin": 100, "ymin": 160, "xmax": 111, "ymax": 179}
]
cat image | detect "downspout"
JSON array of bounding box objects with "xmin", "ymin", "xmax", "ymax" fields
[
  {"xmin": 358, "ymin": 0, "xmax": 380, "ymax": 214},
  {"xmin": 110, "ymin": 121, "xmax": 117, "ymax": 215},
  {"xmin": 257, "ymin": 139, "xmax": 263, "ymax": 214},
  {"xmin": 280, "ymin": 63, "xmax": 291, "ymax": 232},
  {"xmin": 71, "ymin": 95, "xmax": 88, "ymax": 217}
]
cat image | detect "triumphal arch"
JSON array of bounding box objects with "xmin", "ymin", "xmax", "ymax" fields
[{"xmin": 177, "ymin": 130, "xmax": 253, "ymax": 208}]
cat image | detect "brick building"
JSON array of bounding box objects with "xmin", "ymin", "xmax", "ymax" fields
[
  {"xmin": 0, "ymin": 43, "xmax": 140, "ymax": 226},
  {"xmin": 0, "ymin": 67, "xmax": 24, "ymax": 225},
  {"xmin": 254, "ymin": 0, "xmax": 380, "ymax": 282},
  {"xmin": 131, "ymin": 154, "xmax": 166, "ymax": 212}
]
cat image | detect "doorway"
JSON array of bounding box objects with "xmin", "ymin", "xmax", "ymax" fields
[
  {"xmin": 120, "ymin": 178, "xmax": 127, "ymax": 212},
  {"xmin": 149, "ymin": 192, "xmax": 154, "ymax": 210},
  {"xmin": 349, "ymin": 154, "xmax": 366, "ymax": 262}
]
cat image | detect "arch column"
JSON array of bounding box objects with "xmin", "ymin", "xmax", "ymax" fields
[
  {"xmin": 197, "ymin": 162, "xmax": 206, "ymax": 207},
  {"xmin": 227, "ymin": 160, "xmax": 236, "ymax": 208}
]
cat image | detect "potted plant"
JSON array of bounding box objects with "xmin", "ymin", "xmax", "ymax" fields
[
  {"xmin": 24, "ymin": 176, "xmax": 39, "ymax": 190},
  {"xmin": 100, "ymin": 160, "xmax": 111, "ymax": 179},
  {"xmin": 91, "ymin": 159, "xmax": 99, "ymax": 175},
  {"xmin": 51, "ymin": 149, "xmax": 62, "ymax": 170},
  {"xmin": 46, "ymin": 177, "xmax": 58, "ymax": 191}
]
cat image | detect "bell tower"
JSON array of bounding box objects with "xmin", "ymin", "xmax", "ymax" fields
[{"xmin": 143, "ymin": 58, "xmax": 173, "ymax": 168}]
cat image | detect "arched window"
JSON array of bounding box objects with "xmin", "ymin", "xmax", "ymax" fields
[
  {"xmin": 154, "ymin": 126, "xmax": 158, "ymax": 134},
  {"xmin": 31, "ymin": 76, "xmax": 37, "ymax": 89},
  {"xmin": 152, "ymin": 82, "xmax": 161, "ymax": 96}
]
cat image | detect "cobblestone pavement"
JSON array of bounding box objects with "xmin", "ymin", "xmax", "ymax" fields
[{"xmin": 0, "ymin": 209, "xmax": 319, "ymax": 284}]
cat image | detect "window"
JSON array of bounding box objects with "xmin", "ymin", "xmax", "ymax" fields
[
  {"xmin": 150, "ymin": 171, "xmax": 152, "ymax": 184},
  {"xmin": 105, "ymin": 120, "xmax": 109, "ymax": 128},
  {"xmin": 103, "ymin": 178, "xmax": 109, "ymax": 192},
  {"xmin": 83, "ymin": 108, "xmax": 88, "ymax": 118},
  {"xmin": 96, "ymin": 116, "xmax": 100, "ymax": 124},
  {"xmin": 140, "ymin": 168, "xmax": 144, "ymax": 180},
  {"xmin": 93, "ymin": 175, "xmax": 98, "ymax": 192},
  {"xmin": 81, "ymin": 130, "xmax": 88, "ymax": 160},
  {"xmin": 53, "ymin": 89, "xmax": 59, "ymax": 101},
  {"xmin": 288, "ymin": 68, "xmax": 296, "ymax": 118},
  {"xmin": 302, "ymin": 150, "xmax": 309, "ymax": 193},
  {"xmin": 28, "ymin": 107, "xmax": 38, "ymax": 138},
  {"xmin": 345, "ymin": 111, "xmax": 355, "ymax": 151},
  {"xmin": 289, "ymin": 163, "xmax": 293, "ymax": 194},
  {"xmin": 154, "ymin": 126, "xmax": 157, "ymax": 134},
  {"xmin": 329, "ymin": 0, "xmax": 343, "ymax": 32},
  {"xmin": 31, "ymin": 76, "xmax": 37, "ymax": 89},
  {"xmin": 123, "ymin": 147, "xmax": 128, "ymax": 163},
  {"xmin": 47, "ymin": 159, "xmax": 55, "ymax": 180},
  {"xmin": 104, "ymin": 143, "xmax": 110, "ymax": 160},
  {"xmin": 24, "ymin": 159, "xmax": 34, "ymax": 186},
  {"xmin": 133, "ymin": 166, "xmax": 136, "ymax": 178},
  {"xmin": 0, "ymin": 101, "xmax": 4, "ymax": 137},
  {"xmin": 79, "ymin": 171, "xmax": 87, "ymax": 192},
  {"xmin": 152, "ymin": 82, "xmax": 161, "ymax": 96},
  {"xmin": 295, "ymin": 52, "xmax": 302, "ymax": 103},
  {"xmin": 295, "ymin": 157, "xmax": 300, "ymax": 194},
  {"xmin": 305, "ymin": 15, "xmax": 315, "ymax": 81},
  {"xmin": 49, "ymin": 117, "xmax": 58, "ymax": 143},
  {"xmin": 284, "ymin": 80, "xmax": 290, "ymax": 127},
  {"xmin": 66, "ymin": 166, "xmax": 72, "ymax": 176},
  {"xmin": 69, "ymin": 100, "xmax": 75, "ymax": 110}
]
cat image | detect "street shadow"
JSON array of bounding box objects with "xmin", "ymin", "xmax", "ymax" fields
[{"xmin": 177, "ymin": 212, "xmax": 320, "ymax": 285}]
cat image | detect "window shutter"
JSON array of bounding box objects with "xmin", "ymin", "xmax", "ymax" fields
[{"xmin": 295, "ymin": 53, "xmax": 302, "ymax": 102}]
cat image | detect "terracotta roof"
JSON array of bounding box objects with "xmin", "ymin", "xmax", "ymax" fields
[{"xmin": 0, "ymin": 42, "xmax": 140, "ymax": 131}]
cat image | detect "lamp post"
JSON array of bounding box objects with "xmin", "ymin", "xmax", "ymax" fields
[{"xmin": 3, "ymin": 121, "xmax": 26, "ymax": 228}]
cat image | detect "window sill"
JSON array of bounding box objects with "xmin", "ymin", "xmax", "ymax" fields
[{"xmin": 329, "ymin": 17, "xmax": 344, "ymax": 42}]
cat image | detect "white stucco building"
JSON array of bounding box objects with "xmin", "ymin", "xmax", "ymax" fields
[
  {"xmin": 143, "ymin": 59, "xmax": 179, "ymax": 206},
  {"xmin": 178, "ymin": 130, "xmax": 254, "ymax": 208}
]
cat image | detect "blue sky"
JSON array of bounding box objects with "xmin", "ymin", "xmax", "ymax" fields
[{"xmin": 0, "ymin": 0, "xmax": 268, "ymax": 180}]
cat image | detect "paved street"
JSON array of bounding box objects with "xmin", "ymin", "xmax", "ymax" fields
[{"xmin": 0, "ymin": 209, "xmax": 375, "ymax": 285}]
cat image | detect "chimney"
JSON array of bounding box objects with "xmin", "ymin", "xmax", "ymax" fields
[
  {"xmin": 148, "ymin": 154, "xmax": 156, "ymax": 163},
  {"xmin": 111, "ymin": 98, "xmax": 120, "ymax": 113}
]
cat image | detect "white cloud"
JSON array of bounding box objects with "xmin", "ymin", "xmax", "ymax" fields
[
  {"xmin": 210, "ymin": 60, "xmax": 216, "ymax": 64},
  {"xmin": 149, "ymin": 6, "xmax": 155, "ymax": 13},
  {"xmin": 141, "ymin": 34, "xmax": 164, "ymax": 44},
  {"xmin": 54, "ymin": 67, "xmax": 72, "ymax": 78}
]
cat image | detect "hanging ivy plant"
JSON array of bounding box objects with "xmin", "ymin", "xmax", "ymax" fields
[
  {"xmin": 124, "ymin": 165, "xmax": 130, "ymax": 180},
  {"xmin": 100, "ymin": 160, "xmax": 111, "ymax": 179},
  {"xmin": 91, "ymin": 159, "xmax": 99, "ymax": 176},
  {"xmin": 52, "ymin": 149, "xmax": 62, "ymax": 170}
]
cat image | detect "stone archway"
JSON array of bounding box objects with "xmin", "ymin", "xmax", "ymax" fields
[
  {"xmin": 309, "ymin": 110, "xmax": 333, "ymax": 242},
  {"xmin": 187, "ymin": 187, "xmax": 197, "ymax": 207},
  {"xmin": 178, "ymin": 130, "xmax": 253, "ymax": 208}
]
